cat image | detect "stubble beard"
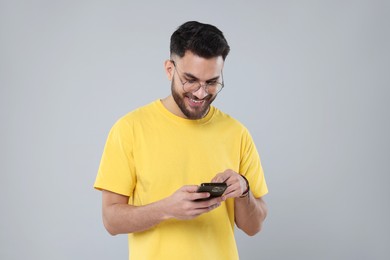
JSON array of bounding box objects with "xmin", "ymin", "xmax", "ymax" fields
[{"xmin": 171, "ymin": 79, "xmax": 216, "ymax": 120}]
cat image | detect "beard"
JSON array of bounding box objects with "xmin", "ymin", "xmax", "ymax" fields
[{"xmin": 171, "ymin": 78, "xmax": 217, "ymax": 120}]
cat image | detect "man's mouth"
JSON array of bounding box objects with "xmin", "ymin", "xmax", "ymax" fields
[
  {"xmin": 189, "ymin": 98, "xmax": 204, "ymax": 104},
  {"xmin": 186, "ymin": 95, "xmax": 209, "ymax": 107}
]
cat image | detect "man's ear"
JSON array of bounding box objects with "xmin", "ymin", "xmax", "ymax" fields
[{"xmin": 164, "ymin": 59, "xmax": 174, "ymax": 81}]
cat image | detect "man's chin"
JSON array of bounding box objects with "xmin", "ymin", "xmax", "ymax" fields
[{"xmin": 184, "ymin": 106, "xmax": 209, "ymax": 119}]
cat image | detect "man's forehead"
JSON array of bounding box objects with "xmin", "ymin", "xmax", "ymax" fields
[{"xmin": 176, "ymin": 52, "xmax": 224, "ymax": 78}]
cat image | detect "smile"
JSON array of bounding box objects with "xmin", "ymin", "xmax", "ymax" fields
[{"xmin": 190, "ymin": 98, "xmax": 204, "ymax": 104}]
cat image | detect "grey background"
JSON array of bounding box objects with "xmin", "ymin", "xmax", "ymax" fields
[{"xmin": 1, "ymin": 0, "xmax": 389, "ymax": 259}]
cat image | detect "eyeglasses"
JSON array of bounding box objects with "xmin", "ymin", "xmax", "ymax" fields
[{"xmin": 171, "ymin": 60, "xmax": 224, "ymax": 95}]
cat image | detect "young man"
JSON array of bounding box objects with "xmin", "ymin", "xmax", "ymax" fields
[{"xmin": 94, "ymin": 21, "xmax": 268, "ymax": 260}]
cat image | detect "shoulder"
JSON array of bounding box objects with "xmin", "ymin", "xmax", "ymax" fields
[
  {"xmin": 211, "ymin": 106, "xmax": 249, "ymax": 133},
  {"xmin": 109, "ymin": 100, "xmax": 159, "ymax": 135},
  {"xmin": 115, "ymin": 100, "xmax": 158, "ymax": 125}
]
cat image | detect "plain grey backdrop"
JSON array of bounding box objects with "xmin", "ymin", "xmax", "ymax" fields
[{"xmin": 1, "ymin": 0, "xmax": 389, "ymax": 259}]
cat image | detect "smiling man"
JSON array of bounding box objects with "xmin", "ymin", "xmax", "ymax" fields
[
  {"xmin": 94, "ymin": 21, "xmax": 268, "ymax": 260},
  {"xmin": 165, "ymin": 52, "xmax": 222, "ymax": 119}
]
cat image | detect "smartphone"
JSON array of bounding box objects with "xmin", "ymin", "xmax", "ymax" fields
[{"xmin": 196, "ymin": 183, "xmax": 227, "ymax": 200}]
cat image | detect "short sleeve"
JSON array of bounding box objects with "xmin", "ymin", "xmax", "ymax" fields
[
  {"xmin": 94, "ymin": 117, "xmax": 136, "ymax": 197},
  {"xmin": 239, "ymin": 128, "xmax": 268, "ymax": 198}
]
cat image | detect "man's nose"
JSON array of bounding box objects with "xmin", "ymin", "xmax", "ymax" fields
[{"xmin": 192, "ymin": 84, "xmax": 208, "ymax": 99}]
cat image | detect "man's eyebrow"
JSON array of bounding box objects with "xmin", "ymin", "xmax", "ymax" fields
[{"xmin": 183, "ymin": 72, "xmax": 220, "ymax": 82}]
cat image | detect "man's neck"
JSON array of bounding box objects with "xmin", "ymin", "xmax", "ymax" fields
[{"xmin": 160, "ymin": 95, "xmax": 187, "ymax": 118}]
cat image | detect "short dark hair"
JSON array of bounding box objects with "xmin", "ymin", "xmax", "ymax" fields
[{"xmin": 170, "ymin": 21, "xmax": 230, "ymax": 60}]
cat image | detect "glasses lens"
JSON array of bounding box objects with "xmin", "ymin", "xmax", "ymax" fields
[
  {"xmin": 183, "ymin": 82, "xmax": 223, "ymax": 94},
  {"xmin": 183, "ymin": 82, "xmax": 200, "ymax": 93}
]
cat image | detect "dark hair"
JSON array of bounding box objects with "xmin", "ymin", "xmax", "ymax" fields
[{"xmin": 170, "ymin": 21, "xmax": 230, "ymax": 60}]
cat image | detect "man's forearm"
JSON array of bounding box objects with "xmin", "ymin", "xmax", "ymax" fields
[
  {"xmin": 103, "ymin": 200, "xmax": 168, "ymax": 235},
  {"xmin": 102, "ymin": 186, "xmax": 223, "ymax": 235},
  {"xmin": 234, "ymin": 194, "xmax": 267, "ymax": 236}
]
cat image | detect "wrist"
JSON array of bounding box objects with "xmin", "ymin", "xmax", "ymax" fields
[
  {"xmin": 156, "ymin": 198, "xmax": 173, "ymax": 221},
  {"xmin": 239, "ymin": 175, "xmax": 250, "ymax": 198}
]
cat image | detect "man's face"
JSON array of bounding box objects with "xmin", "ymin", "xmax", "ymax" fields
[{"xmin": 170, "ymin": 52, "xmax": 224, "ymax": 120}]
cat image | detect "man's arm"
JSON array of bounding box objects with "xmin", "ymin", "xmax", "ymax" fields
[
  {"xmin": 101, "ymin": 186, "xmax": 223, "ymax": 235},
  {"xmin": 212, "ymin": 169, "xmax": 268, "ymax": 236},
  {"xmin": 234, "ymin": 194, "xmax": 267, "ymax": 236}
]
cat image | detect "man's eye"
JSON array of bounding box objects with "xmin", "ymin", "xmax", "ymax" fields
[
  {"xmin": 207, "ymin": 81, "xmax": 218, "ymax": 86},
  {"xmin": 187, "ymin": 79, "xmax": 197, "ymax": 84}
]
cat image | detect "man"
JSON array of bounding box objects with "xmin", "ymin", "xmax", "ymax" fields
[{"xmin": 94, "ymin": 21, "xmax": 268, "ymax": 260}]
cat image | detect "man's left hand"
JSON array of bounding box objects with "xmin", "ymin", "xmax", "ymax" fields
[{"xmin": 211, "ymin": 169, "xmax": 247, "ymax": 200}]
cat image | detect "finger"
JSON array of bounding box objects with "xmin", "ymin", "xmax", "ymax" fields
[
  {"xmin": 193, "ymin": 197, "xmax": 223, "ymax": 209},
  {"xmin": 211, "ymin": 173, "xmax": 223, "ymax": 183},
  {"xmin": 222, "ymin": 190, "xmax": 236, "ymax": 199},
  {"xmin": 188, "ymin": 208, "xmax": 211, "ymax": 217},
  {"xmin": 205, "ymin": 201, "xmax": 221, "ymax": 211},
  {"xmin": 191, "ymin": 202, "xmax": 221, "ymax": 215},
  {"xmin": 211, "ymin": 173, "xmax": 230, "ymax": 183},
  {"xmin": 181, "ymin": 185, "xmax": 200, "ymax": 193},
  {"xmin": 189, "ymin": 191, "xmax": 211, "ymax": 201},
  {"xmin": 222, "ymin": 184, "xmax": 241, "ymax": 199},
  {"xmin": 205, "ymin": 202, "xmax": 221, "ymax": 212}
]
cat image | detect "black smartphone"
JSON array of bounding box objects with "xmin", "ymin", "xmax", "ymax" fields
[{"xmin": 196, "ymin": 183, "xmax": 227, "ymax": 200}]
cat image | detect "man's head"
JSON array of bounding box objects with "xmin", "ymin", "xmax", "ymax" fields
[
  {"xmin": 170, "ymin": 21, "xmax": 230, "ymax": 60},
  {"xmin": 165, "ymin": 21, "xmax": 230, "ymax": 119}
]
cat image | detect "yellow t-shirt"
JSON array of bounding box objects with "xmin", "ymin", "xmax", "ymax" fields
[{"xmin": 94, "ymin": 100, "xmax": 268, "ymax": 260}]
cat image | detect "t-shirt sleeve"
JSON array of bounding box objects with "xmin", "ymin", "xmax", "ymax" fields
[
  {"xmin": 94, "ymin": 117, "xmax": 136, "ymax": 197},
  {"xmin": 239, "ymin": 128, "xmax": 268, "ymax": 198}
]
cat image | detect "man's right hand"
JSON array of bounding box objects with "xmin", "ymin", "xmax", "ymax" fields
[
  {"xmin": 102, "ymin": 185, "xmax": 223, "ymax": 235},
  {"xmin": 161, "ymin": 185, "xmax": 223, "ymax": 220}
]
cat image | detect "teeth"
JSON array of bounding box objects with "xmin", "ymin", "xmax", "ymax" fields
[{"xmin": 190, "ymin": 98, "xmax": 203, "ymax": 103}]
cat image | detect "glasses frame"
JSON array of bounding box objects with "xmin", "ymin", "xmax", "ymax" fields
[{"xmin": 170, "ymin": 60, "xmax": 224, "ymax": 95}]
